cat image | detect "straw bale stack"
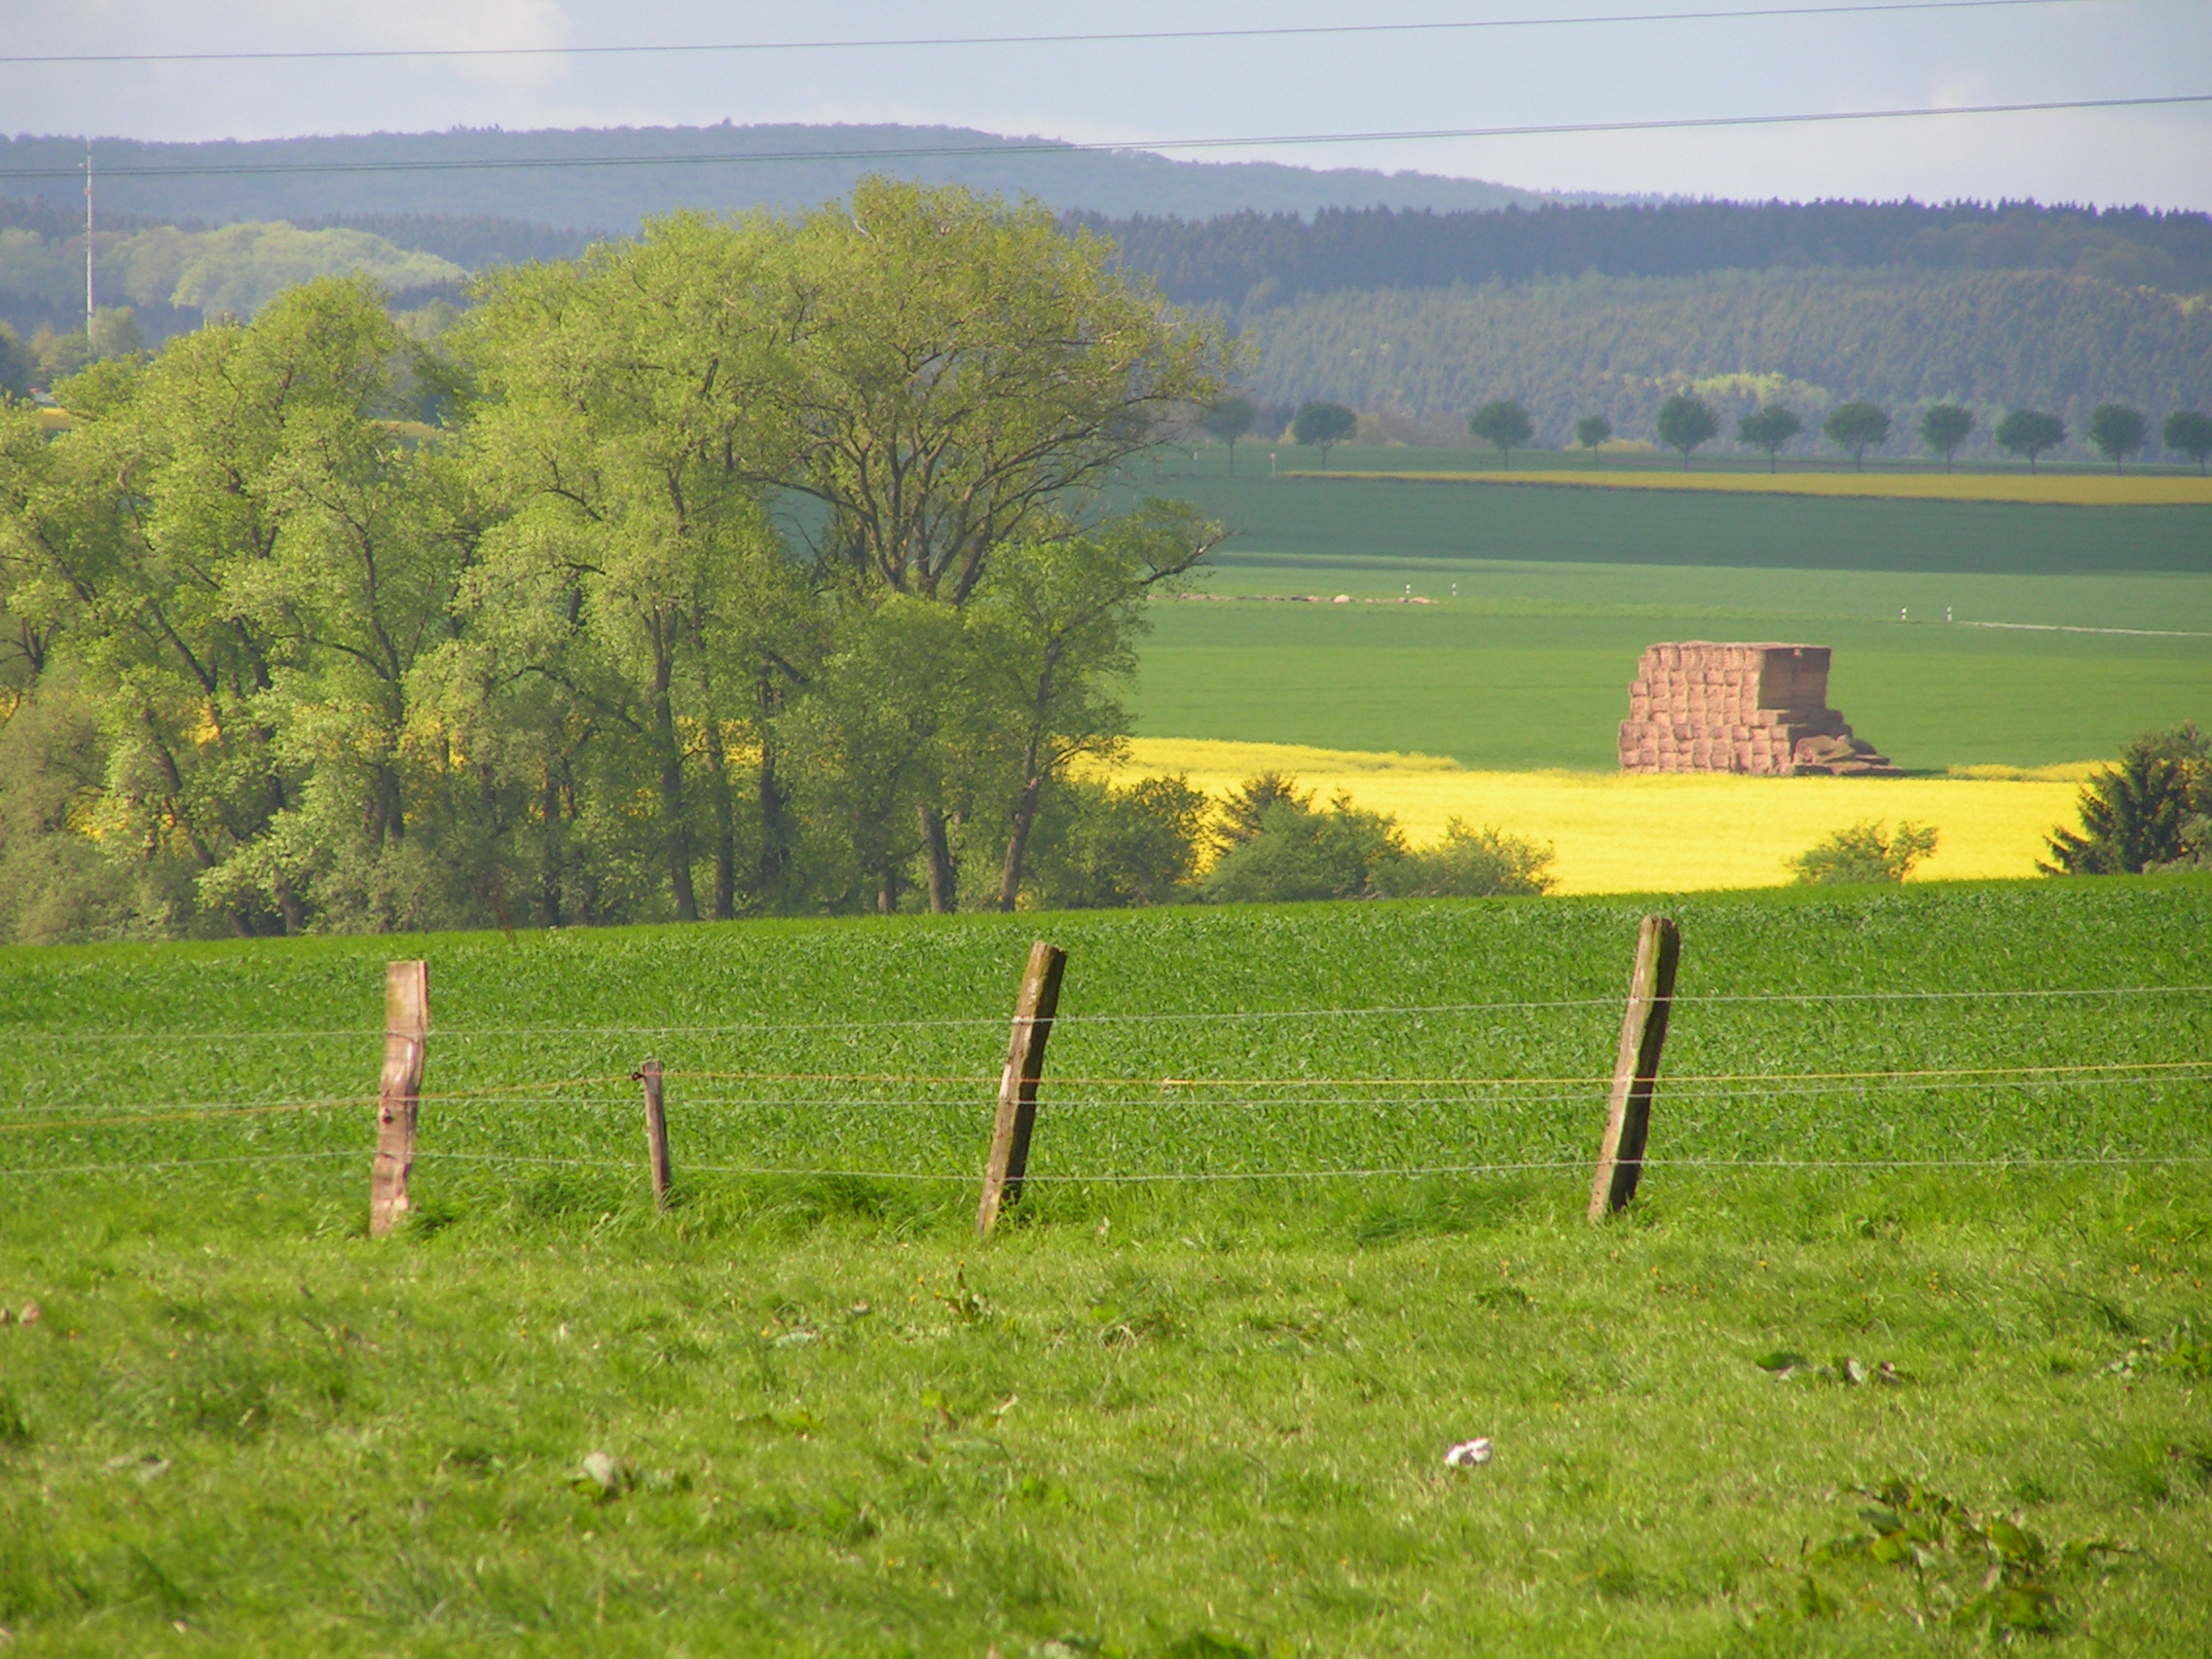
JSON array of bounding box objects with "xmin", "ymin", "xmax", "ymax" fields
[{"xmin": 1617, "ymin": 644, "xmax": 1899, "ymax": 776}]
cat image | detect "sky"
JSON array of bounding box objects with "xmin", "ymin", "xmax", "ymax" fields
[{"xmin": 3, "ymin": 0, "xmax": 2208, "ymax": 210}]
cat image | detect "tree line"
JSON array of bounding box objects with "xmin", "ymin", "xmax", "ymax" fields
[
  {"xmin": 0, "ymin": 181, "xmax": 1284, "ymax": 943},
  {"xmin": 1081, "ymin": 198, "xmax": 2212, "ymax": 307}
]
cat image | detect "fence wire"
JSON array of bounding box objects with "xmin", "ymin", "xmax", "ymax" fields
[{"xmin": 2, "ymin": 980, "xmax": 2204, "ymax": 1192}]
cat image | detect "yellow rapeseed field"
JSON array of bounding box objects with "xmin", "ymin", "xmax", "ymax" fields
[
  {"xmin": 1112, "ymin": 738, "xmax": 2098, "ymax": 894},
  {"xmin": 1302, "ymin": 468, "xmax": 2212, "ymax": 507}
]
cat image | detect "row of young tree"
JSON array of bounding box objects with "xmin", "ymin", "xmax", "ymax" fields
[
  {"xmin": 1566, "ymin": 396, "xmax": 2207, "ymax": 474},
  {"xmin": 0, "ymin": 180, "xmax": 1276, "ymax": 943}
]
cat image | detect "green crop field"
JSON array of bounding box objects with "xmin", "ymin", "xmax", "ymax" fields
[
  {"xmin": 1116, "ymin": 458, "xmax": 2212, "ymax": 769},
  {"xmin": 2, "ymin": 880, "xmax": 2210, "ymax": 1655}
]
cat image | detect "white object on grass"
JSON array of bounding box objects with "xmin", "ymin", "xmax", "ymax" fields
[{"xmin": 1444, "ymin": 1438, "xmax": 1493, "ymax": 1468}]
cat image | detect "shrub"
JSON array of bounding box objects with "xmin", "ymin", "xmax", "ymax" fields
[
  {"xmin": 1200, "ymin": 793, "xmax": 1404, "ymax": 903},
  {"xmin": 1021, "ymin": 775, "xmax": 1207, "ymax": 909},
  {"xmin": 1790, "ymin": 820, "xmax": 1939, "ymax": 884},
  {"xmin": 2042, "ymin": 724, "xmax": 2210, "ymax": 874},
  {"xmin": 1378, "ymin": 820, "xmax": 1556, "ymax": 897}
]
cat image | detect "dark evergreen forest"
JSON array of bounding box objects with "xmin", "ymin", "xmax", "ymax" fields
[{"xmin": 1077, "ymin": 199, "xmax": 2212, "ymax": 305}]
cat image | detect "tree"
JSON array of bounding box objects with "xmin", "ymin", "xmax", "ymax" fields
[
  {"xmin": 2087, "ymin": 403, "xmax": 2148, "ymax": 474},
  {"xmin": 1198, "ymin": 395, "xmax": 1256, "ymax": 474},
  {"xmin": 778, "ymin": 180, "xmax": 1229, "ymax": 608},
  {"xmin": 1374, "ymin": 820, "xmax": 1555, "ymax": 897},
  {"xmin": 1736, "ymin": 404, "xmax": 1802, "ymax": 473},
  {"xmin": 1467, "ymin": 398, "xmax": 1533, "ymax": 466},
  {"xmin": 87, "ymin": 307, "xmax": 144, "ymax": 360},
  {"xmin": 1200, "ymin": 792, "xmax": 1406, "ymax": 903},
  {"xmin": 1573, "ymin": 414, "xmax": 1611, "ymax": 463},
  {"xmin": 1789, "ymin": 820, "xmax": 1938, "ymax": 884},
  {"xmin": 1292, "ymin": 400, "xmax": 1356, "ymax": 465},
  {"xmin": 760, "ymin": 178, "xmax": 1229, "ymax": 908},
  {"xmin": 2164, "ymin": 409, "xmax": 2212, "ymax": 474},
  {"xmin": 0, "ymin": 324, "xmax": 30, "ymax": 399},
  {"xmin": 1995, "ymin": 408, "xmax": 2066, "ymax": 473},
  {"xmin": 2041, "ymin": 724, "xmax": 2209, "ymax": 874},
  {"xmin": 962, "ymin": 500, "xmax": 1222, "ymax": 910},
  {"xmin": 1215, "ymin": 771, "xmax": 1311, "ymax": 850},
  {"xmin": 1919, "ymin": 404, "xmax": 1974, "ymax": 472},
  {"xmin": 459, "ymin": 214, "xmax": 810, "ymax": 924},
  {"xmin": 1822, "ymin": 401, "xmax": 1891, "ymax": 470},
  {"xmin": 1653, "ymin": 393, "xmax": 1717, "ymax": 470},
  {"xmin": 1019, "ymin": 774, "xmax": 1207, "ymax": 908}
]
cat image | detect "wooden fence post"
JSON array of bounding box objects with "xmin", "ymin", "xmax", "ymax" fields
[
  {"xmin": 977, "ymin": 939, "xmax": 1068, "ymax": 1238},
  {"xmin": 635, "ymin": 1059, "xmax": 672, "ymax": 1210},
  {"xmin": 370, "ymin": 959, "xmax": 428, "ymax": 1236},
  {"xmin": 1588, "ymin": 915, "xmax": 1680, "ymax": 1221}
]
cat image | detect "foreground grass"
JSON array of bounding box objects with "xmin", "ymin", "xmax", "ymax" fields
[
  {"xmin": 2, "ymin": 883, "xmax": 2208, "ymax": 1654},
  {"xmin": 2, "ymin": 1175, "xmax": 2207, "ymax": 1656}
]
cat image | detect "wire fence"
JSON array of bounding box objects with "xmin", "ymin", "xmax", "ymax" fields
[{"xmin": 3, "ymin": 971, "xmax": 2208, "ymax": 1206}]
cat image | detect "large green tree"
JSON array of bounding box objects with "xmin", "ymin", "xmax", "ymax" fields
[
  {"xmin": 1736, "ymin": 404, "xmax": 1802, "ymax": 472},
  {"xmin": 2086, "ymin": 403, "xmax": 2148, "ymax": 474},
  {"xmin": 0, "ymin": 279, "xmax": 465, "ymax": 937},
  {"xmin": 962, "ymin": 500, "xmax": 1221, "ymax": 910},
  {"xmin": 1996, "ymin": 408, "xmax": 2066, "ymax": 473},
  {"xmin": 1198, "ymin": 395, "xmax": 1256, "ymax": 474},
  {"xmin": 2164, "ymin": 409, "xmax": 2212, "ymax": 473},
  {"xmin": 1654, "ymin": 393, "xmax": 1717, "ymax": 470},
  {"xmin": 1822, "ymin": 401, "xmax": 1891, "ymax": 470},
  {"xmin": 1292, "ymin": 400, "xmax": 1356, "ymax": 465},
  {"xmin": 1918, "ymin": 404, "xmax": 1973, "ymax": 471},
  {"xmin": 456, "ymin": 214, "xmax": 809, "ymax": 923},
  {"xmin": 1467, "ymin": 398, "xmax": 1533, "ymax": 466}
]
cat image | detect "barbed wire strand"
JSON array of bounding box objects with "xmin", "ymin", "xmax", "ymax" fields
[{"xmin": 1, "ymin": 982, "xmax": 2205, "ymax": 1045}]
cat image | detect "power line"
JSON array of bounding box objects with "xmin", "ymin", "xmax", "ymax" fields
[
  {"xmin": 0, "ymin": 95, "xmax": 2199, "ymax": 187},
  {"xmin": 0, "ymin": 0, "xmax": 2107, "ymax": 68}
]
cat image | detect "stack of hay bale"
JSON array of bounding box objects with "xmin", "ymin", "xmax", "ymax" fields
[{"xmin": 1617, "ymin": 643, "xmax": 1899, "ymax": 776}]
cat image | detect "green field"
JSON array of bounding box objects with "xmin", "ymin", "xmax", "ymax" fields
[
  {"xmin": 3, "ymin": 882, "xmax": 2210, "ymax": 1654},
  {"xmin": 1117, "ymin": 459, "xmax": 2212, "ymax": 769}
]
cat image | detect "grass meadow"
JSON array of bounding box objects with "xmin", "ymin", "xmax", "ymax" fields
[
  {"xmin": 1119, "ymin": 461, "xmax": 2212, "ymax": 774},
  {"xmin": 2, "ymin": 881, "xmax": 2210, "ymax": 1655}
]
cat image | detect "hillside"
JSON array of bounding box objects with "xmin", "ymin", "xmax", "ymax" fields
[
  {"xmin": 0, "ymin": 125, "xmax": 1551, "ymax": 231},
  {"xmin": 1229, "ymin": 268, "xmax": 2212, "ymax": 457},
  {"xmin": 0, "ymin": 213, "xmax": 467, "ymax": 350},
  {"xmin": 1086, "ymin": 199, "xmax": 2212, "ymax": 306}
]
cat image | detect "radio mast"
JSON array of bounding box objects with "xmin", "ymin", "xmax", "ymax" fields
[{"xmin": 84, "ymin": 142, "xmax": 94, "ymax": 332}]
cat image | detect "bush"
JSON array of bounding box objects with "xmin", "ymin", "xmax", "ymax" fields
[
  {"xmin": 1377, "ymin": 820, "xmax": 1556, "ymax": 898},
  {"xmin": 1020, "ymin": 775, "xmax": 1207, "ymax": 909},
  {"xmin": 1789, "ymin": 820, "xmax": 1938, "ymax": 885},
  {"xmin": 1201, "ymin": 780, "xmax": 1553, "ymax": 903},
  {"xmin": 2042, "ymin": 724, "xmax": 2210, "ymax": 874},
  {"xmin": 1200, "ymin": 793, "xmax": 1404, "ymax": 903}
]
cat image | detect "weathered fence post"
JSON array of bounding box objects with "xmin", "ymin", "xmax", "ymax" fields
[
  {"xmin": 635, "ymin": 1058, "xmax": 672, "ymax": 1210},
  {"xmin": 977, "ymin": 939, "xmax": 1068, "ymax": 1238},
  {"xmin": 1588, "ymin": 915, "xmax": 1680, "ymax": 1221},
  {"xmin": 370, "ymin": 959, "xmax": 429, "ymax": 1236}
]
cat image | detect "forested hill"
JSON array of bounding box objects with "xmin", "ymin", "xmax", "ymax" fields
[
  {"xmin": 0, "ymin": 127, "xmax": 1549, "ymax": 230},
  {"xmin": 1080, "ymin": 200, "xmax": 2212, "ymax": 306},
  {"xmin": 1234, "ymin": 268, "xmax": 2212, "ymax": 450}
]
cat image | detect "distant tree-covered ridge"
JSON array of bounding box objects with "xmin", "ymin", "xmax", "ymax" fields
[
  {"xmin": 1080, "ymin": 199, "xmax": 2212, "ymax": 305},
  {"xmin": 1228, "ymin": 268, "xmax": 2212, "ymax": 458},
  {"xmin": 0, "ymin": 127, "xmax": 1551, "ymax": 232},
  {"xmin": 0, "ymin": 209, "xmax": 468, "ymax": 350}
]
